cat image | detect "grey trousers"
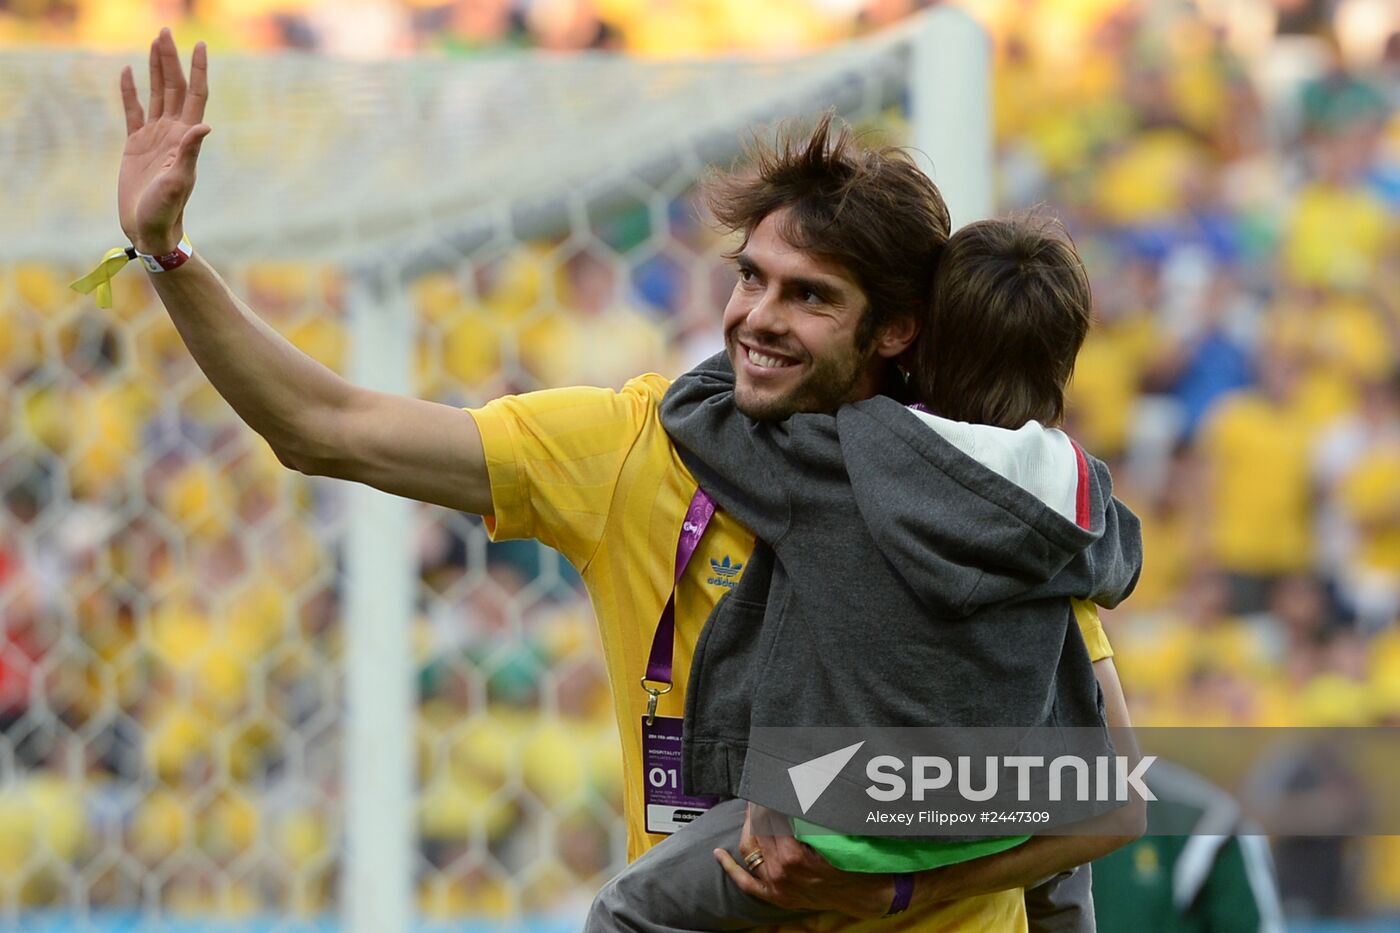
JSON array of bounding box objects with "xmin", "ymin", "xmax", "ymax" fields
[
  {"xmin": 585, "ymin": 797, "xmax": 1096, "ymax": 932},
  {"xmin": 586, "ymin": 799, "xmax": 817, "ymax": 931}
]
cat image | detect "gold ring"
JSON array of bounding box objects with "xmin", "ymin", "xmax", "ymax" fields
[{"xmin": 743, "ymin": 850, "xmax": 765, "ymax": 873}]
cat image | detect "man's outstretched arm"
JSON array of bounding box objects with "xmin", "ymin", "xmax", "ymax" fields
[{"xmin": 118, "ymin": 30, "xmax": 491, "ymax": 515}]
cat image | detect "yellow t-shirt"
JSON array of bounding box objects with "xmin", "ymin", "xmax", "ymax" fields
[
  {"xmin": 1283, "ymin": 183, "xmax": 1391, "ymax": 289},
  {"xmin": 1065, "ymin": 313, "xmax": 1159, "ymax": 459},
  {"xmin": 1200, "ymin": 393, "xmax": 1314, "ymax": 575},
  {"xmin": 1340, "ymin": 445, "xmax": 1400, "ymax": 574},
  {"xmin": 469, "ymin": 375, "xmax": 1114, "ymax": 931}
]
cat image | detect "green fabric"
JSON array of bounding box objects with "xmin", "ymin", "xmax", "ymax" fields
[
  {"xmin": 1093, "ymin": 835, "xmax": 1264, "ymax": 933},
  {"xmin": 1092, "ymin": 835, "xmax": 1193, "ymax": 932},
  {"xmin": 792, "ymin": 819, "xmax": 1029, "ymax": 873}
]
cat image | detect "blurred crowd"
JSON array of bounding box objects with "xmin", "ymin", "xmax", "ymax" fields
[
  {"xmin": 2, "ymin": 0, "xmax": 1400, "ymax": 924},
  {"xmin": 0, "ymin": 0, "xmax": 928, "ymax": 57}
]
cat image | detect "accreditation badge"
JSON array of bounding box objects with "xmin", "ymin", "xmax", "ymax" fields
[{"xmin": 642, "ymin": 716, "xmax": 719, "ymax": 834}]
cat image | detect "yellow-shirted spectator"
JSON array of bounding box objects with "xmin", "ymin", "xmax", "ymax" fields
[
  {"xmin": 72, "ymin": 380, "xmax": 154, "ymax": 495},
  {"xmin": 284, "ymin": 315, "xmax": 346, "ymax": 372},
  {"xmin": 516, "ymin": 250, "xmax": 668, "ymax": 389},
  {"xmin": 199, "ymin": 788, "xmax": 261, "ymax": 863},
  {"xmin": 74, "ymin": 0, "xmax": 245, "ymax": 51},
  {"xmin": 1117, "ymin": 446, "xmax": 1200, "ymax": 613},
  {"xmin": 1110, "ymin": 569, "xmax": 1274, "ymax": 725},
  {"xmin": 0, "ymin": 776, "xmax": 85, "ymax": 879},
  {"xmin": 712, "ymin": 0, "xmax": 842, "ymax": 54},
  {"xmin": 14, "ymin": 263, "xmax": 79, "ymax": 318},
  {"xmin": 146, "ymin": 705, "xmax": 215, "ymax": 782},
  {"xmin": 1371, "ymin": 626, "xmax": 1400, "ymax": 689},
  {"xmin": 225, "ymin": 573, "xmax": 287, "ymax": 658},
  {"xmin": 419, "ymin": 869, "xmax": 513, "ymax": 919},
  {"xmin": 129, "ymin": 787, "xmax": 193, "ymax": 864},
  {"xmin": 1124, "ymin": 499, "xmax": 1190, "ymax": 613},
  {"xmin": 1283, "ymin": 181, "xmax": 1392, "ymax": 289},
  {"xmin": 0, "ymin": 300, "xmax": 40, "ymax": 379},
  {"xmin": 1066, "ymin": 307, "xmax": 1157, "ymax": 458},
  {"xmin": 1365, "ymin": 835, "xmax": 1400, "ymax": 914},
  {"xmin": 20, "ymin": 377, "xmax": 152, "ymax": 499},
  {"xmin": 439, "ymin": 309, "xmax": 507, "ymax": 393},
  {"xmin": 621, "ymin": 1, "xmax": 723, "ymax": 57},
  {"xmin": 421, "ymin": 710, "xmax": 530, "ymax": 843},
  {"xmin": 1340, "ymin": 442, "xmax": 1400, "ymax": 575},
  {"xmin": 1167, "ymin": 24, "xmax": 1228, "ymax": 136},
  {"xmin": 160, "ymin": 461, "xmax": 238, "ymax": 542},
  {"xmin": 993, "ymin": 37, "xmax": 1046, "ymax": 144},
  {"xmin": 1199, "ymin": 347, "xmax": 1317, "ymax": 600},
  {"xmin": 1269, "ymin": 289, "xmax": 1396, "ymax": 432},
  {"xmin": 275, "ymin": 808, "xmax": 331, "ymax": 879},
  {"xmin": 413, "ymin": 272, "xmax": 506, "ymax": 394},
  {"xmin": 1094, "ymin": 128, "xmax": 1209, "ymax": 225},
  {"xmin": 1337, "ymin": 440, "xmax": 1400, "ymax": 630},
  {"xmin": 254, "ymin": 520, "xmax": 328, "ymax": 594},
  {"xmin": 419, "ymin": 773, "xmax": 515, "ymax": 843}
]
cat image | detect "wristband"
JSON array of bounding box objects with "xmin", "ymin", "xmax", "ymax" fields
[
  {"xmin": 135, "ymin": 236, "xmax": 194, "ymax": 273},
  {"xmin": 886, "ymin": 872, "xmax": 914, "ymax": 916},
  {"xmin": 71, "ymin": 235, "xmax": 193, "ymax": 308}
]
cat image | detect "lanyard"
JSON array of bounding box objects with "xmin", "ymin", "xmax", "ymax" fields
[{"xmin": 641, "ymin": 487, "xmax": 716, "ymax": 724}]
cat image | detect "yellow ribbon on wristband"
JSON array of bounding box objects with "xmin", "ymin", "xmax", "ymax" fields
[{"xmin": 70, "ymin": 246, "xmax": 137, "ymax": 309}]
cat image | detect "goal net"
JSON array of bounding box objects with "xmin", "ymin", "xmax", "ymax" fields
[{"xmin": 0, "ymin": 11, "xmax": 986, "ymax": 930}]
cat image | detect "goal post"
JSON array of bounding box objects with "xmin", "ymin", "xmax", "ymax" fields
[{"xmin": 0, "ymin": 10, "xmax": 990, "ymax": 931}]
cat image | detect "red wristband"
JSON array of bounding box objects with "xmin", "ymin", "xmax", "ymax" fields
[
  {"xmin": 135, "ymin": 237, "xmax": 193, "ymax": 273},
  {"xmin": 886, "ymin": 872, "xmax": 914, "ymax": 916}
]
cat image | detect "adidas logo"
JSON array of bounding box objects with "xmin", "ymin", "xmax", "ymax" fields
[{"xmin": 706, "ymin": 555, "xmax": 744, "ymax": 588}]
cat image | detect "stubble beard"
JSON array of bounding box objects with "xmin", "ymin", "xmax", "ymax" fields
[{"xmin": 730, "ymin": 343, "xmax": 873, "ymax": 421}]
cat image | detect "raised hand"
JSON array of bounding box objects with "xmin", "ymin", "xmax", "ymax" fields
[{"xmin": 118, "ymin": 28, "xmax": 211, "ymax": 255}]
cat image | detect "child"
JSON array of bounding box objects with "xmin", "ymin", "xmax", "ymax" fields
[{"xmin": 585, "ymin": 218, "xmax": 1143, "ymax": 930}]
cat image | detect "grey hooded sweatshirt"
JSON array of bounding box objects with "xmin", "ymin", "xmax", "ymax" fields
[{"xmin": 659, "ymin": 353, "xmax": 1143, "ymax": 828}]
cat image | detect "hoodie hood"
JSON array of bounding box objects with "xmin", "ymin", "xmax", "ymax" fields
[{"xmin": 838, "ymin": 396, "xmax": 1130, "ymax": 617}]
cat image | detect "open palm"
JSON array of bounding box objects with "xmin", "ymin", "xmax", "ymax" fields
[{"xmin": 118, "ymin": 28, "xmax": 211, "ymax": 255}]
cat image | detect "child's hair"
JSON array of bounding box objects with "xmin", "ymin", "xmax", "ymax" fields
[{"xmin": 909, "ymin": 216, "xmax": 1092, "ymax": 429}]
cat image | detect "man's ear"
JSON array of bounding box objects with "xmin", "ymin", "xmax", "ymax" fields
[{"xmin": 875, "ymin": 313, "xmax": 919, "ymax": 359}]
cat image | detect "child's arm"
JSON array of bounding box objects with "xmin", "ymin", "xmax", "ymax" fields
[{"xmin": 660, "ymin": 352, "xmax": 839, "ymax": 545}]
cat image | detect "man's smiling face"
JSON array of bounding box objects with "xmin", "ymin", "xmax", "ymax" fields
[{"xmin": 722, "ymin": 209, "xmax": 886, "ymax": 421}]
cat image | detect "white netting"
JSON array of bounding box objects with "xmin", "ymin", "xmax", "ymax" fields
[
  {"xmin": 0, "ymin": 19, "xmax": 931, "ymax": 929},
  {"xmin": 3, "ymin": 34, "xmax": 911, "ymax": 266}
]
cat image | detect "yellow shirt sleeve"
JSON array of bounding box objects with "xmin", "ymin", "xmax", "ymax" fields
[
  {"xmin": 1074, "ymin": 599, "xmax": 1113, "ymax": 661},
  {"xmin": 466, "ymin": 376, "xmax": 662, "ymax": 570}
]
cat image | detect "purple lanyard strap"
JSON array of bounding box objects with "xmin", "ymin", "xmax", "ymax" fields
[{"xmin": 641, "ymin": 488, "xmax": 716, "ymax": 723}]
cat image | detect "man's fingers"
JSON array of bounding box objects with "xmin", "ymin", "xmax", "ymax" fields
[
  {"xmin": 739, "ymin": 803, "xmax": 757, "ymax": 850},
  {"xmin": 178, "ymin": 123, "xmax": 212, "ymax": 169},
  {"xmin": 147, "ymin": 39, "xmax": 164, "ymax": 120},
  {"xmin": 159, "ymin": 28, "xmax": 187, "ymax": 118},
  {"xmin": 182, "ymin": 41, "xmax": 209, "ymax": 124},
  {"xmin": 714, "ymin": 849, "xmax": 770, "ymax": 901},
  {"xmin": 120, "ymin": 66, "xmax": 144, "ymax": 134}
]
